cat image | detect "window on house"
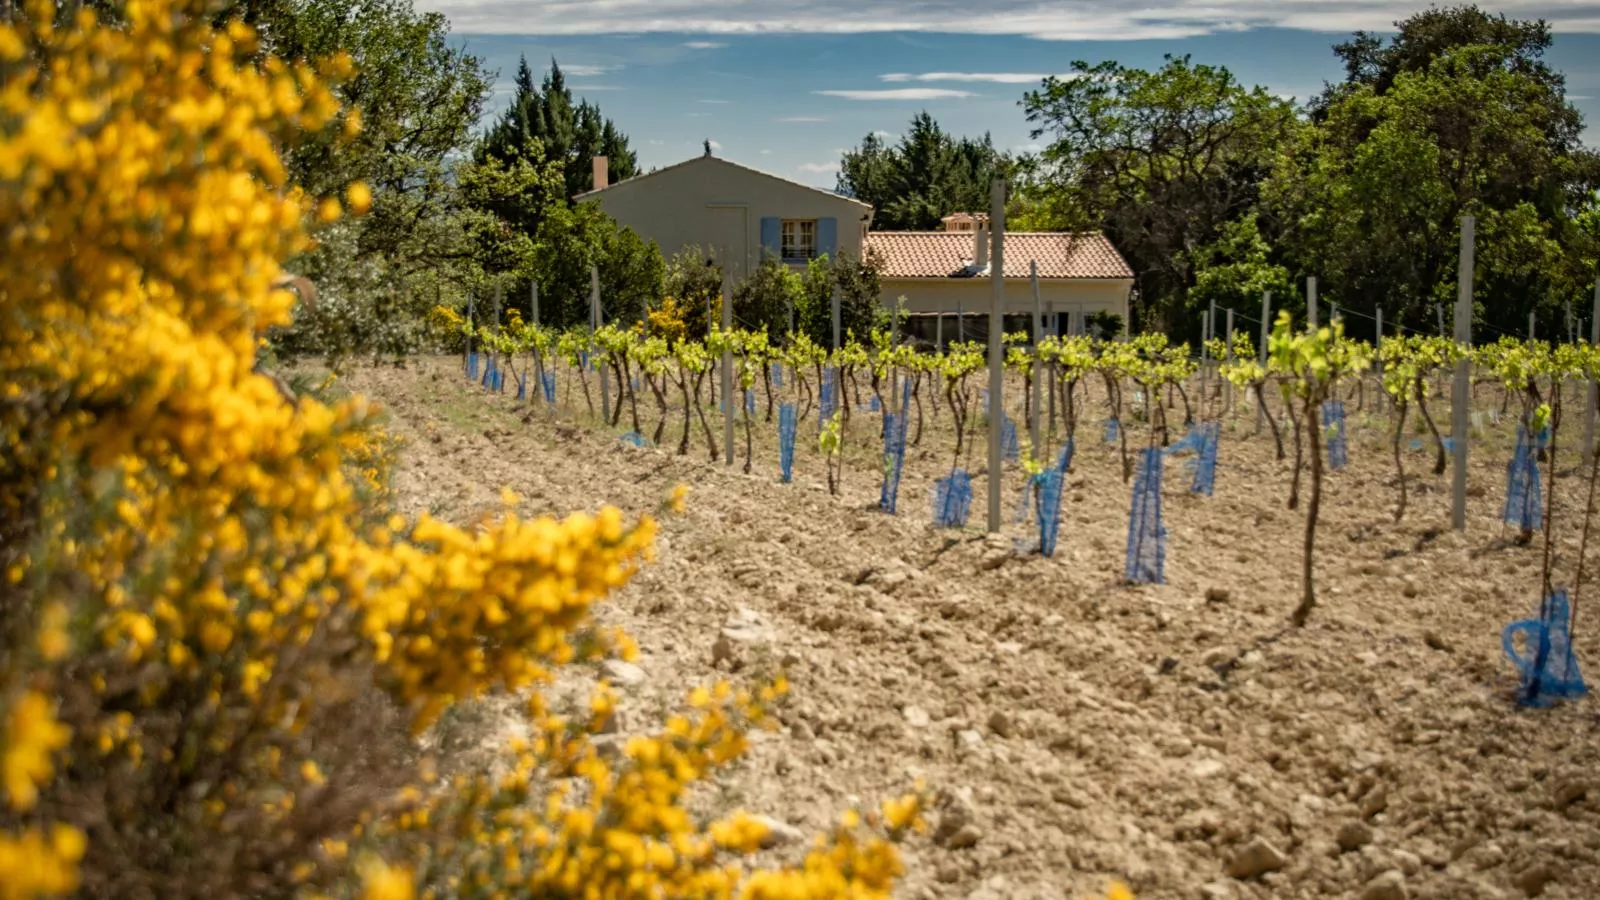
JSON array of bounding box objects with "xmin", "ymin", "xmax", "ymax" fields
[{"xmin": 781, "ymin": 220, "xmax": 816, "ymax": 261}]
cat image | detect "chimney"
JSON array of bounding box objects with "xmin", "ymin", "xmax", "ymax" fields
[
  {"xmin": 592, "ymin": 155, "xmax": 609, "ymax": 191},
  {"xmin": 973, "ymin": 217, "xmax": 989, "ymax": 272}
]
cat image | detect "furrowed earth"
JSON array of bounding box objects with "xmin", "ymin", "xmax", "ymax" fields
[{"xmin": 334, "ymin": 356, "xmax": 1600, "ymax": 900}]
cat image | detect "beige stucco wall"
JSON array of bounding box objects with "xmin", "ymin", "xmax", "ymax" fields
[
  {"xmin": 882, "ymin": 278, "xmax": 1131, "ymax": 324},
  {"xmin": 584, "ymin": 158, "xmax": 869, "ymax": 286}
]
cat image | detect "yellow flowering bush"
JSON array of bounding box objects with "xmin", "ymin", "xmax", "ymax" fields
[{"xmin": 0, "ymin": 1, "xmax": 923, "ymax": 897}]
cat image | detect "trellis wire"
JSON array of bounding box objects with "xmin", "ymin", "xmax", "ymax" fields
[
  {"xmin": 1502, "ymin": 589, "xmax": 1587, "ymax": 707},
  {"xmin": 778, "ymin": 403, "xmax": 797, "ymax": 484},
  {"xmin": 1124, "ymin": 447, "xmax": 1166, "ymax": 585},
  {"xmin": 932, "ymin": 470, "xmax": 973, "ymax": 528},
  {"xmin": 1504, "ymin": 424, "xmax": 1542, "ymax": 531}
]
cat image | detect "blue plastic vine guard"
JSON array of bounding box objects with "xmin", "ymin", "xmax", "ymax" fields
[
  {"xmin": 1502, "ymin": 589, "xmax": 1587, "ymax": 708},
  {"xmin": 1124, "ymin": 447, "xmax": 1166, "ymax": 585}
]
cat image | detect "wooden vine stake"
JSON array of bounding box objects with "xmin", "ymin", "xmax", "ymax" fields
[{"xmin": 1451, "ymin": 216, "xmax": 1473, "ymax": 531}]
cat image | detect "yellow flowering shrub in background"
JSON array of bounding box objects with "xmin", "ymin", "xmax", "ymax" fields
[{"xmin": 0, "ymin": 1, "xmax": 927, "ymax": 897}]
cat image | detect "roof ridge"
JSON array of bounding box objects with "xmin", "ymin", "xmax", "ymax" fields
[{"xmin": 577, "ymin": 155, "xmax": 871, "ymax": 209}]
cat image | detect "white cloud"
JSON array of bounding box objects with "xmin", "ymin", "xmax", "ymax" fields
[
  {"xmin": 1573, "ymin": 94, "xmax": 1595, "ymax": 101},
  {"xmin": 697, "ymin": 98, "xmax": 731, "ymax": 104},
  {"xmin": 686, "ymin": 111, "xmax": 713, "ymax": 117},
  {"xmin": 708, "ymin": 140, "xmax": 723, "ymax": 150},
  {"xmin": 815, "ymin": 88, "xmax": 977, "ymax": 101},
  {"xmin": 648, "ymin": 139, "xmax": 666, "ymax": 145},
  {"xmin": 760, "ymin": 148, "xmax": 772, "ymax": 155},
  {"xmin": 776, "ymin": 115, "xmax": 829, "ymax": 123},
  {"xmin": 881, "ymin": 71, "xmax": 1051, "ymax": 84},
  {"xmin": 798, "ymin": 162, "xmax": 839, "ymax": 174},
  {"xmin": 684, "ymin": 40, "xmax": 727, "ymax": 49},
  {"xmin": 570, "ymin": 84, "xmax": 623, "ymax": 92},
  {"xmin": 871, "ymin": 130, "xmax": 894, "ymax": 139},
  {"xmin": 561, "ymin": 64, "xmax": 619, "ymax": 77},
  {"xmin": 416, "ymin": 1, "xmax": 1600, "ymax": 38}
]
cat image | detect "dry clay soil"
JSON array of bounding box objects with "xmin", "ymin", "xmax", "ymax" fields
[{"xmin": 339, "ymin": 357, "xmax": 1600, "ymax": 900}]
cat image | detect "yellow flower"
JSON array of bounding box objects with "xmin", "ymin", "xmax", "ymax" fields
[
  {"xmin": 317, "ymin": 196, "xmax": 342, "ymax": 222},
  {"xmin": 37, "ymin": 603, "xmax": 70, "ymax": 661},
  {"xmin": 0, "ymin": 824, "xmax": 85, "ymax": 898},
  {"xmin": 347, "ymin": 181, "xmax": 371, "ymax": 215},
  {"xmin": 358, "ymin": 859, "xmax": 415, "ymax": 900},
  {"xmin": 668, "ymin": 483, "xmax": 689, "ymax": 514},
  {"xmin": 2, "ymin": 692, "xmax": 71, "ymax": 812}
]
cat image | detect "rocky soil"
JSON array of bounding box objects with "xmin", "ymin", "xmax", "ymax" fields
[{"xmin": 337, "ymin": 357, "xmax": 1600, "ymax": 900}]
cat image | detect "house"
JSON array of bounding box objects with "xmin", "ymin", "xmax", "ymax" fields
[
  {"xmin": 867, "ymin": 213, "xmax": 1134, "ymax": 347},
  {"xmin": 574, "ymin": 151, "xmax": 873, "ymax": 285},
  {"xmin": 577, "ymin": 153, "xmax": 1134, "ymax": 343}
]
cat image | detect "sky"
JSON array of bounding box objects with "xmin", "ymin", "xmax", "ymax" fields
[{"xmin": 423, "ymin": 1, "xmax": 1600, "ymax": 189}]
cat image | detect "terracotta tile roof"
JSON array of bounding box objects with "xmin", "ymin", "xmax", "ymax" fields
[{"xmin": 865, "ymin": 231, "xmax": 1133, "ymax": 280}]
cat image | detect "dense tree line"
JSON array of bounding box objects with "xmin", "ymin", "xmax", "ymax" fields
[
  {"xmin": 58, "ymin": 0, "xmax": 1598, "ymax": 353},
  {"xmin": 838, "ymin": 6, "xmax": 1599, "ymax": 345}
]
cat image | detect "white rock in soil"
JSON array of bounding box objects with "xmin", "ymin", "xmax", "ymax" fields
[
  {"xmin": 1192, "ymin": 759, "xmax": 1226, "ymax": 779},
  {"xmin": 1226, "ymin": 837, "xmax": 1288, "ymax": 880},
  {"xmin": 752, "ymin": 815, "xmax": 806, "ymax": 849},
  {"xmin": 956, "ymin": 729, "xmax": 985, "ymax": 752},
  {"xmin": 599, "ymin": 659, "xmax": 647, "ymax": 686},
  {"xmin": 1360, "ymin": 870, "xmax": 1409, "ymax": 900},
  {"xmin": 711, "ymin": 607, "xmax": 775, "ymax": 670},
  {"xmin": 903, "ymin": 705, "xmax": 932, "ymax": 728}
]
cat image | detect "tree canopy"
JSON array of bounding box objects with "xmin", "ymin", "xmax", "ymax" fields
[
  {"xmin": 1272, "ymin": 5, "xmax": 1600, "ymax": 338},
  {"xmin": 1020, "ymin": 55, "xmax": 1299, "ymax": 333},
  {"xmin": 1013, "ymin": 6, "xmax": 1597, "ymax": 341},
  {"xmin": 837, "ymin": 113, "xmax": 1011, "ymax": 230},
  {"xmin": 480, "ymin": 56, "xmax": 640, "ymax": 199}
]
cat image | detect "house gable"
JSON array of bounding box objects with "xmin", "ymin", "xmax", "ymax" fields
[{"xmin": 579, "ymin": 155, "xmax": 872, "ymax": 283}]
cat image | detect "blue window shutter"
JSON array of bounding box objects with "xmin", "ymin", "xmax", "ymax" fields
[
  {"xmin": 759, "ymin": 217, "xmax": 780, "ymax": 261},
  {"xmin": 817, "ymin": 217, "xmax": 838, "ymax": 261}
]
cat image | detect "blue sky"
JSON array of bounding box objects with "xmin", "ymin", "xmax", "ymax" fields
[{"xmin": 427, "ymin": 1, "xmax": 1600, "ymax": 189}]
